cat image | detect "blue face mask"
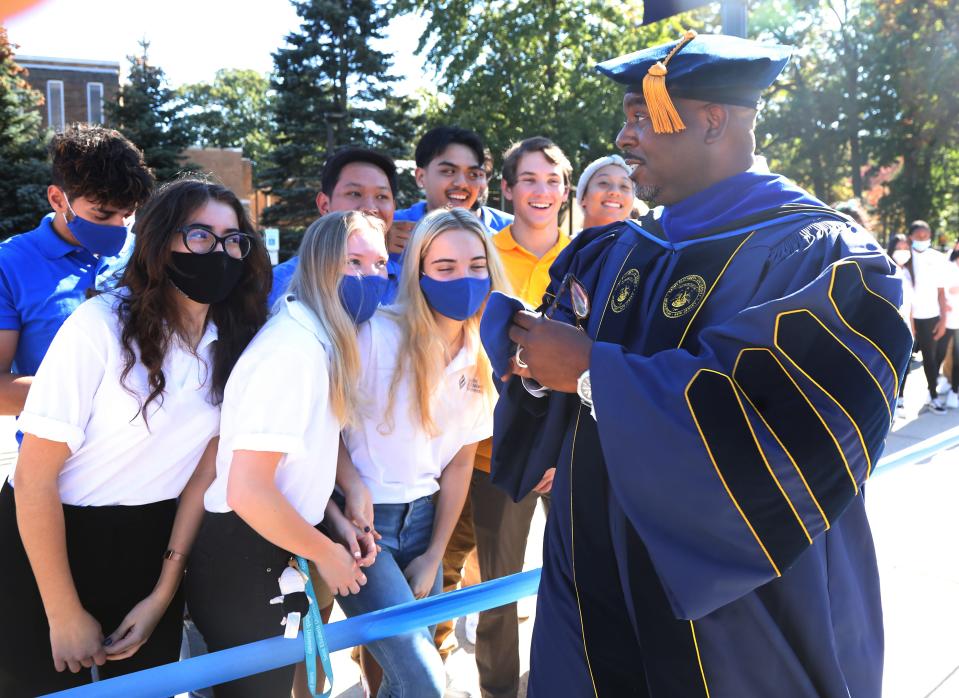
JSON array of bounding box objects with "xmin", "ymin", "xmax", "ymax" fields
[
  {"xmin": 63, "ymin": 197, "xmax": 128, "ymax": 257},
  {"xmin": 419, "ymin": 275, "xmax": 491, "ymax": 321},
  {"xmin": 339, "ymin": 274, "xmax": 389, "ymax": 324}
]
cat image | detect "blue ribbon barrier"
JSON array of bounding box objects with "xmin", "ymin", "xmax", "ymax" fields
[
  {"xmin": 47, "ymin": 569, "xmax": 542, "ymax": 698},
  {"xmin": 45, "ymin": 427, "xmax": 959, "ymax": 698},
  {"xmin": 873, "ymin": 424, "xmax": 959, "ymax": 477}
]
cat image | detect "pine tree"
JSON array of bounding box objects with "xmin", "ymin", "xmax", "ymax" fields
[
  {"xmin": 108, "ymin": 40, "xmax": 195, "ymax": 183},
  {"xmin": 260, "ymin": 0, "xmax": 419, "ymax": 230},
  {"xmin": 0, "ymin": 27, "xmax": 49, "ymax": 240}
]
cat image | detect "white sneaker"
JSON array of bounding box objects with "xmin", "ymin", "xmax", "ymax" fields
[
  {"xmin": 464, "ymin": 612, "xmax": 478, "ymax": 645},
  {"xmin": 947, "ymin": 391, "xmax": 959, "ymax": 409},
  {"xmin": 896, "ymin": 396, "xmax": 905, "ymax": 410},
  {"xmin": 925, "ymin": 395, "xmax": 947, "ymax": 415},
  {"xmin": 937, "ymin": 375, "xmax": 951, "ymax": 395}
]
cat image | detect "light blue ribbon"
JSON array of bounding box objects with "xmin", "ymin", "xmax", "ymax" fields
[{"xmin": 296, "ymin": 556, "xmax": 334, "ymax": 698}]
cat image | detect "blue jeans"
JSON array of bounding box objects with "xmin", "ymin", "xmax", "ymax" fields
[{"xmin": 335, "ymin": 496, "xmax": 445, "ymax": 698}]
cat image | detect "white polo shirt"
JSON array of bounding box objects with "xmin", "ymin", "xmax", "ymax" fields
[
  {"xmin": 910, "ymin": 248, "xmax": 948, "ymax": 320},
  {"xmin": 204, "ymin": 297, "xmax": 340, "ymax": 526},
  {"xmin": 15, "ymin": 293, "xmax": 219, "ymax": 506},
  {"xmin": 343, "ymin": 312, "xmax": 494, "ymax": 504}
]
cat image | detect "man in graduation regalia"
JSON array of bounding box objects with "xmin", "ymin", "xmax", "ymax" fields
[{"xmin": 481, "ymin": 32, "xmax": 912, "ymax": 697}]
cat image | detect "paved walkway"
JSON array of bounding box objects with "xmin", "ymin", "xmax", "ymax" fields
[{"xmin": 2, "ymin": 363, "xmax": 957, "ymax": 697}]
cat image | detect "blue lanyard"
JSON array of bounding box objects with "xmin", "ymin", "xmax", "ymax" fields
[{"xmin": 296, "ymin": 556, "xmax": 334, "ymax": 697}]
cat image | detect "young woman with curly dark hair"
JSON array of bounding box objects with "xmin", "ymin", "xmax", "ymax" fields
[{"xmin": 0, "ymin": 177, "xmax": 271, "ymax": 696}]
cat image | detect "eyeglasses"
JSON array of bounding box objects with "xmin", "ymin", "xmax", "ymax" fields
[
  {"xmin": 179, "ymin": 226, "xmax": 254, "ymax": 260},
  {"xmin": 539, "ymin": 272, "xmax": 590, "ymax": 330}
]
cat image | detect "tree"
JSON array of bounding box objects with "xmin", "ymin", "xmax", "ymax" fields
[
  {"xmin": 0, "ymin": 27, "xmax": 49, "ymax": 239},
  {"xmin": 393, "ymin": 1, "xmax": 707, "ymax": 184},
  {"xmin": 261, "ymin": 0, "xmax": 421, "ymax": 230},
  {"xmin": 178, "ymin": 69, "xmax": 275, "ymax": 167},
  {"xmin": 108, "ymin": 40, "xmax": 195, "ymax": 182}
]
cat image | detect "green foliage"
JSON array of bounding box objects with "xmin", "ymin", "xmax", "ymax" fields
[
  {"xmin": 392, "ymin": 0, "xmax": 711, "ymax": 191},
  {"xmin": 177, "ymin": 69, "xmax": 275, "ymax": 168},
  {"xmin": 108, "ymin": 40, "xmax": 196, "ymax": 183},
  {"xmin": 0, "ymin": 27, "xmax": 50, "ymax": 239},
  {"xmin": 260, "ymin": 0, "xmax": 422, "ymax": 230}
]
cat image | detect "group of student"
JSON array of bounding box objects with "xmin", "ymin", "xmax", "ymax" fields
[
  {"xmin": 885, "ymin": 220, "xmax": 959, "ymax": 414},
  {"xmin": 0, "ymin": 122, "xmax": 639, "ymax": 698}
]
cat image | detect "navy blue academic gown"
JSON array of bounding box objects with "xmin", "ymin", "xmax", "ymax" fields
[{"xmin": 490, "ymin": 204, "xmax": 912, "ymax": 697}]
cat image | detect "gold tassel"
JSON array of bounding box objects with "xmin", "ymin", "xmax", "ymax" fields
[{"xmin": 642, "ymin": 29, "xmax": 698, "ymax": 134}]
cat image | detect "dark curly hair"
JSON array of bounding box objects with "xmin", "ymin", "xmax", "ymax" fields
[
  {"xmin": 49, "ymin": 123, "xmax": 154, "ymax": 209},
  {"xmin": 117, "ymin": 177, "xmax": 272, "ymax": 420}
]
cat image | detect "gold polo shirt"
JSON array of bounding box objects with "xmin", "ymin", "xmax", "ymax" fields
[{"xmin": 476, "ymin": 224, "xmax": 571, "ymax": 472}]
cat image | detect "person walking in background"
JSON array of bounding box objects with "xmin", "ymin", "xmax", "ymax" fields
[
  {"xmin": 888, "ymin": 233, "xmax": 915, "ymax": 410},
  {"xmin": 938, "ymin": 238, "xmax": 959, "ymax": 408},
  {"xmin": 907, "ymin": 220, "xmax": 950, "ymax": 414},
  {"xmin": 0, "ymin": 177, "xmax": 270, "ymax": 696}
]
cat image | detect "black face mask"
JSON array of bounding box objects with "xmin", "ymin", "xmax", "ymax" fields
[{"xmin": 167, "ymin": 252, "xmax": 244, "ymax": 304}]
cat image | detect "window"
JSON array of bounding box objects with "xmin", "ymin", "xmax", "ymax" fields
[
  {"xmin": 46, "ymin": 80, "xmax": 65, "ymax": 132},
  {"xmin": 87, "ymin": 82, "xmax": 104, "ymax": 124}
]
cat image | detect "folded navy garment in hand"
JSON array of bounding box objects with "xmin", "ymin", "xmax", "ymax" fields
[{"xmin": 480, "ymin": 291, "xmax": 528, "ymax": 378}]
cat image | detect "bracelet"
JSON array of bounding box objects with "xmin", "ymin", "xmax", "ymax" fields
[{"xmin": 163, "ymin": 548, "xmax": 186, "ymax": 562}]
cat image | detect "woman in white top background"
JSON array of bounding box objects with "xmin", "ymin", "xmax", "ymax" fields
[
  {"xmin": 887, "ymin": 233, "xmax": 915, "ymax": 410},
  {"xmin": 338, "ymin": 208, "xmax": 509, "ymax": 698},
  {"xmin": 0, "ymin": 178, "xmax": 271, "ymax": 696},
  {"xmin": 186, "ymin": 211, "xmax": 385, "ymax": 698},
  {"xmin": 937, "ymin": 238, "xmax": 959, "ymax": 408}
]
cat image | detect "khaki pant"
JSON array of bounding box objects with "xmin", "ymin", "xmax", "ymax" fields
[{"xmin": 434, "ymin": 482, "xmax": 480, "ymax": 659}]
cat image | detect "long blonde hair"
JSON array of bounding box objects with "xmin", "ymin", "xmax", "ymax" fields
[
  {"xmin": 289, "ymin": 211, "xmax": 385, "ymax": 426},
  {"xmin": 381, "ymin": 208, "xmax": 509, "ymax": 436}
]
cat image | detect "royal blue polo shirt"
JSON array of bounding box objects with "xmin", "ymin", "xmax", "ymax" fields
[{"xmin": 0, "ymin": 214, "xmax": 133, "ymax": 376}]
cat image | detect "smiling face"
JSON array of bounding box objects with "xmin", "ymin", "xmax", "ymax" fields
[
  {"xmin": 421, "ymin": 227, "xmax": 490, "ymax": 282},
  {"xmin": 502, "ymin": 150, "xmax": 569, "ymax": 230},
  {"xmin": 415, "ymin": 143, "xmax": 487, "ymax": 212},
  {"xmin": 317, "ymin": 161, "xmax": 396, "ymax": 229},
  {"xmin": 342, "ymin": 222, "xmax": 389, "ymax": 278},
  {"xmin": 580, "ymin": 164, "xmax": 635, "ymax": 228}
]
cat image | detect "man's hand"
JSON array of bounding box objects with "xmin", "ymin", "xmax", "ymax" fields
[{"xmin": 507, "ymin": 311, "xmax": 592, "ymax": 393}]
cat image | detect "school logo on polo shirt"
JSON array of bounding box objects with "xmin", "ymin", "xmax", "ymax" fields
[
  {"xmin": 611, "ymin": 268, "xmax": 641, "ymax": 314},
  {"xmin": 459, "ymin": 375, "xmax": 482, "ymax": 393},
  {"xmin": 663, "ymin": 274, "xmax": 706, "ymax": 318}
]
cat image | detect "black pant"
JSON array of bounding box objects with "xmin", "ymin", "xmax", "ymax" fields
[
  {"xmin": 937, "ymin": 329, "xmax": 959, "ymax": 391},
  {"xmin": 0, "ymin": 481, "xmax": 182, "ymax": 697},
  {"xmin": 914, "ymin": 317, "xmax": 947, "ymax": 398},
  {"xmin": 185, "ymin": 511, "xmax": 296, "ymax": 698}
]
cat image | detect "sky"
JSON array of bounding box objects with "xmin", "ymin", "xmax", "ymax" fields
[{"xmin": 4, "ymin": 0, "xmax": 431, "ymax": 93}]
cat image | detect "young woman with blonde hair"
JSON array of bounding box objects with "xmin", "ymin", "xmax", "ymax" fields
[
  {"xmin": 186, "ymin": 210, "xmax": 388, "ymax": 697},
  {"xmin": 338, "ymin": 207, "xmax": 509, "ymax": 697}
]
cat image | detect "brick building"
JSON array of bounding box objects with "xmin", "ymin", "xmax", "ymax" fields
[{"xmin": 16, "ymin": 55, "xmax": 120, "ymax": 132}]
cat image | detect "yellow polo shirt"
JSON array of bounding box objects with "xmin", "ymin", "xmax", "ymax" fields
[{"xmin": 476, "ymin": 225, "xmax": 570, "ymax": 472}]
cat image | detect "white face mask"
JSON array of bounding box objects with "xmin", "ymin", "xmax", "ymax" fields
[
  {"xmin": 892, "ymin": 249, "xmax": 911, "ymax": 266},
  {"xmin": 912, "ymin": 239, "xmax": 931, "ymax": 253}
]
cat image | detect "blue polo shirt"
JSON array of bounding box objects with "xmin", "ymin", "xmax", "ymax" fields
[
  {"xmin": 269, "ymin": 253, "xmax": 402, "ymax": 308},
  {"xmin": 0, "ymin": 214, "xmax": 133, "ymax": 376},
  {"xmin": 393, "ymin": 201, "xmax": 513, "ymax": 233}
]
